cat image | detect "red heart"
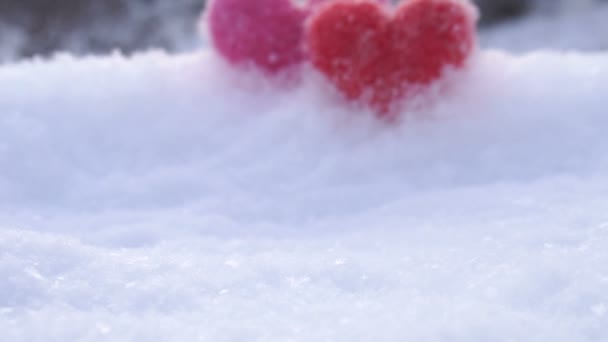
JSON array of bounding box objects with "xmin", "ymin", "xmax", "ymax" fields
[{"xmin": 306, "ymin": 0, "xmax": 478, "ymax": 116}]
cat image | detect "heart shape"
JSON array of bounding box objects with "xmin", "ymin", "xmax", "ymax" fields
[
  {"xmin": 306, "ymin": 0, "xmax": 478, "ymax": 116},
  {"xmin": 207, "ymin": 0, "xmax": 309, "ymax": 74}
]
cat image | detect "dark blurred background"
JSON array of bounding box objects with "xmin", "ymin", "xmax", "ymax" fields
[
  {"xmin": 0, "ymin": 0, "xmax": 204, "ymax": 61},
  {"xmin": 0, "ymin": 0, "xmax": 603, "ymax": 62}
]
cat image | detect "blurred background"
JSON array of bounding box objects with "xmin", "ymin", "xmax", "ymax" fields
[{"xmin": 0, "ymin": 0, "xmax": 606, "ymax": 64}]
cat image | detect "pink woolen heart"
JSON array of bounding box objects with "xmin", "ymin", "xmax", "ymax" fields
[
  {"xmin": 206, "ymin": 0, "xmax": 310, "ymax": 75},
  {"xmin": 306, "ymin": 0, "xmax": 478, "ymax": 116}
]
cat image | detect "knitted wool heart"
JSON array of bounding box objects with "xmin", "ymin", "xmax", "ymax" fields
[
  {"xmin": 306, "ymin": 0, "xmax": 478, "ymax": 116},
  {"xmin": 207, "ymin": 0, "xmax": 309, "ymax": 74}
]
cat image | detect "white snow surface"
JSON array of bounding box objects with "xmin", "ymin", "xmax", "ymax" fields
[{"xmin": 3, "ymin": 18, "xmax": 608, "ymax": 342}]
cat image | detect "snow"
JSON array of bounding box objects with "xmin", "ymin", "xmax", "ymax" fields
[{"xmin": 3, "ymin": 5, "xmax": 608, "ymax": 342}]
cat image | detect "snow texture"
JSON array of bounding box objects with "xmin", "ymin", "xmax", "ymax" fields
[{"xmin": 2, "ymin": 5, "xmax": 608, "ymax": 342}]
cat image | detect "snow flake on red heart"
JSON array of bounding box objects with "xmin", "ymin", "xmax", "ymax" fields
[{"xmin": 306, "ymin": 0, "xmax": 478, "ymax": 116}]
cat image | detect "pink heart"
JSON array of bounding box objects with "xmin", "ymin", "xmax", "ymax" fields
[{"xmin": 206, "ymin": 0, "xmax": 309, "ymax": 74}]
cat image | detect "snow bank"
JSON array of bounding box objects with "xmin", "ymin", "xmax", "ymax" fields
[
  {"xmin": 1, "ymin": 50, "xmax": 608, "ymax": 219},
  {"xmin": 2, "ymin": 49, "xmax": 608, "ymax": 340}
]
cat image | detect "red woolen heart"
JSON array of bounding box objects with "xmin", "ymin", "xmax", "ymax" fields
[{"xmin": 306, "ymin": 0, "xmax": 478, "ymax": 116}]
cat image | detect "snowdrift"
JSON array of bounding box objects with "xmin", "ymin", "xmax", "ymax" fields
[
  {"xmin": 2, "ymin": 49, "xmax": 608, "ymax": 340},
  {"xmin": 2, "ymin": 50, "xmax": 608, "ymax": 218}
]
